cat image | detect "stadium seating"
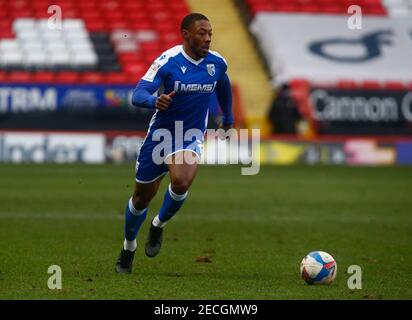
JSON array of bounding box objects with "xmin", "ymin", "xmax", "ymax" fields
[
  {"xmin": 292, "ymin": 78, "xmax": 409, "ymax": 91},
  {"xmin": 0, "ymin": 0, "xmax": 190, "ymax": 84},
  {"xmin": 242, "ymin": 0, "xmax": 412, "ymax": 88},
  {"xmin": 243, "ymin": 0, "xmax": 389, "ymax": 16},
  {"xmin": 243, "ymin": 0, "xmax": 412, "ymax": 16}
]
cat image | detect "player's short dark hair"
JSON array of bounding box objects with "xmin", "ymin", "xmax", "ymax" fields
[{"xmin": 180, "ymin": 13, "xmax": 209, "ymax": 31}]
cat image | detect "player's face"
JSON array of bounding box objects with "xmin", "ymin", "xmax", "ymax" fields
[{"xmin": 187, "ymin": 20, "xmax": 212, "ymax": 59}]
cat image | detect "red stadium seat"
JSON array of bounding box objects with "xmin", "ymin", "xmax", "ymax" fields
[
  {"xmin": 363, "ymin": 7, "xmax": 387, "ymax": 16},
  {"xmin": 0, "ymin": 19, "xmax": 13, "ymax": 31},
  {"xmin": 107, "ymin": 21, "xmax": 131, "ymax": 31},
  {"xmin": 124, "ymin": 11, "xmax": 147, "ymax": 21},
  {"xmin": 56, "ymin": 72, "xmax": 80, "ymax": 84},
  {"xmin": 0, "ymin": 29, "xmax": 14, "ymax": 38},
  {"xmin": 146, "ymin": 3, "xmax": 167, "ymax": 12},
  {"xmin": 10, "ymin": 9, "xmax": 34, "ymax": 18},
  {"xmin": 339, "ymin": 0, "xmax": 362, "ymax": 7},
  {"xmin": 316, "ymin": 0, "xmax": 339, "ymax": 4},
  {"xmin": 0, "ymin": 71, "xmax": 7, "ymax": 82},
  {"xmin": 126, "ymin": 73, "xmax": 141, "ymax": 84},
  {"xmin": 244, "ymin": 0, "xmax": 388, "ymax": 15},
  {"xmin": 361, "ymin": 80, "xmax": 382, "ymax": 89},
  {"xmin": 272, "ymin": 0, "xmax": 290, "ymax": 4},
  {"xmin": 249, "ymin": 4, "xmax": 274, "ymax": 15},
  {"xmin": 118, "ymin": 53, "xmax": 142, "ymax": 64},
  {"xmin": 154, "ymin": 22, "xmax": 180, "ymax": 33},
  {"xmin": 123, "ymin": 62, "xmax": 147, "ymax": 76},
  {"xmin": 140, "ymin": 42, "xmax": 163, "ymax": 53},
  {"xmin": 0, "ymin": 8, "xmax": 9, "ymax": 19},
  {"xmin": 104, "ymin": 11, "xmax": 124, "ymax": 21},
  {"xmin": 384, "ymin": 81, "xmax": 405, "ymax": 91},
  {"xmin": 76, "ymin": 1, "xmax": 98, "ymax": 10},
  {"xmin": 290, "ymin": 78, "xmax": 310, "ymax": 88},
  {"xmin": 8, "ymin": 72, "xmax": 32, "ymax": 83},
  {"xmin": 129, "ymin": 21, "xmax": 153, "ymax": 31},
  {"xmin": 34, "ymin": 9, "xmax": 52, "ymax": 18},
  {"xmin": 122, "ymin": 2, "xmax": 145, "ymax": 11},
  {"xmin": 32, "ymin": 72, "xmax": 56, "ymax": 83},
  {"xmin": 299, "ymin": 5, "xmax": 322, "ymax": 13},
  {"xmin": 85, "ymin": 20, "xmax": 106, "ymax": 32},
  {"xmin": 9, "ymin": 0, "xmax": 31, "ymax": 9},
  {"xmin": 273, "ymin": 4, "xmax": 300, "ymax": 12},
  {"xmin": 104, "ymin": 73, "xmax": 128, "ymax": 85},
  {"xmin": 81, "ymin": 72, "xmax": 104, "ymax": 84},
  {"xmin": 337, "ymin": 79, "xmax": 358, "ymax": 89},
  {"xmin": 321, "ymin": 5, "xmax": 345, "ymax": 14},
  {"xmin": 99, "ymin": 0, "xmax": 122, "ymax": 11},
  {"xmin": 79, "ymin": 10, "xmax": 101, "ymax": 19}
]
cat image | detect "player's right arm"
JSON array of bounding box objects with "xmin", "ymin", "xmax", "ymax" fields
[{"xmin": 131, "ymin": 59, "xmax": 175, "ymax": 110}]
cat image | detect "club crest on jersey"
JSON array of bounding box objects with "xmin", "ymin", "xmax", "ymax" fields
[{"xmin": 207, "ymin": 64, "xmax": 215, "ymax": 76}]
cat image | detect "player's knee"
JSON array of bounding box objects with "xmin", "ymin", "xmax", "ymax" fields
[
  {"xmin": 132, "ymin": 194, "xmax": 153, "ymax": 210},
  {"xmin": 170, "ymin": 179, "xmax": 191, "ymax": 195}
]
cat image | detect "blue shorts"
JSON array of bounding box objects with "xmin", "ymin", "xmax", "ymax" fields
[{"xmin": 135, "ymin": 134, "xmax": 203, "ymax": 183}]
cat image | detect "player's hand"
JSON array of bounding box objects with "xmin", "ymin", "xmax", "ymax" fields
[
  {"xmin": 155, "ymin": 91, "xmax": 176, "ymax": 110},
  {"xmin": 217, "ymin": 123, "xmax": 234, "ymax": 140}
]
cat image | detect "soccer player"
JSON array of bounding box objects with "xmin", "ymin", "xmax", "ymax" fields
[{"xmin": 115, "ymin": 13, "xmax": 234, "ymax": 274}]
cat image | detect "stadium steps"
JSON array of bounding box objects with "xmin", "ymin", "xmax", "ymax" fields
[{"xmin": 186, "ymin": 0, "xmax": 274, "ymax": 135}]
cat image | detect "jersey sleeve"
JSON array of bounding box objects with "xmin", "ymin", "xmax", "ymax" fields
[
  {"xmin": 131, "ymin": 57, "xmax": 168, "ymax": 108},
  {"xmin": 216, "ymin": 72, "xmax": 234, "ymax": 126}
]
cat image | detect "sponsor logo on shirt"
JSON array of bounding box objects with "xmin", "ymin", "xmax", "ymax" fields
[
  {"xmin": 173, "ymin": 81, "xmax": 217, "ymax": 93},
  {"xmin": 142, "ymin": 62, "xmax": 162, "ymax": 82}
]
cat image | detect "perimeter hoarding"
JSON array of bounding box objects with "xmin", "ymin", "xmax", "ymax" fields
[
  {"xmin": 1, "ymin": 131, "xmax": 411, "ymax": 166},
  {"xmin": 258, "ymin": 138, "xmax": 412, "ymax": 165},
  {"xmin": 309, "ymin": 88, "xmax": 412, "ymax": 135}
]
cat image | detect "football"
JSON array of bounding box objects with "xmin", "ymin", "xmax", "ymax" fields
[{"xmin": 300, "ymin": 251, "xmax": 337, "ymax": 285}]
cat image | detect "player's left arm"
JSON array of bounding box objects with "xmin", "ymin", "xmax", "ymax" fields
[
  {"xmin": 215, "ymin": 72, "xmax": 234, "ymax": 130},
  {"xmin": 131, "ymin": 79, "xmax": 160, "ymax": 109}
]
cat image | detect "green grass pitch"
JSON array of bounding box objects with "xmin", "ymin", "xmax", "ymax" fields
[{"xmin": 0, "ymin": 163, "xmax": 411, "ymax": 299}]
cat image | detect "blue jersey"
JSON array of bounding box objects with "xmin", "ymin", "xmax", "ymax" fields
[
  {"xmin": 131, "ymin": 45, "xmax": 233, "ymax": 135},
  {"xmin": 131, "ymin": 45, "xmax": 233, "ymax": 183}
]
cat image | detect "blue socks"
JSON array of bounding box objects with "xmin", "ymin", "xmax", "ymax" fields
[
  {"xmin": 123, "ymin": 185, "xmax": 188, "ymax": 250},
  {"xmin": 124, "ymin": 198, "xmax": 147, "ymax": 251},
  {"xmin": 153, "ymin": 184, "xmax": 188, "ymax": 227}
]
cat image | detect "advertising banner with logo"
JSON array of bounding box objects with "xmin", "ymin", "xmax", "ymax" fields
[
  {"xmin": 250, "ymin": 13, "xmax": 412, "ymax": 85},
  {"xmin": 0, "ymin": 84, "xmax": 228, "ymax": 131},
  {"xmin": 0, "ymin": 84, "xmax": 134, "ymax": 113},
  {"xmin": 0, "ymin": 132, "xmax": 105, "ymax": 163},
  {"xmin": 258, "ymin": 138, "xmax": 412, "ymax": 166},
  {"xmin": 105, "ymin": 133, "xmax": 146, "ymax": 163},
  {"xmin": 2, "ymin": 131, "xmax": 411, "ymax": 166},
  {"xmin": 309, "ymin": 88, "xmax": 412, "ymax": 135}
]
